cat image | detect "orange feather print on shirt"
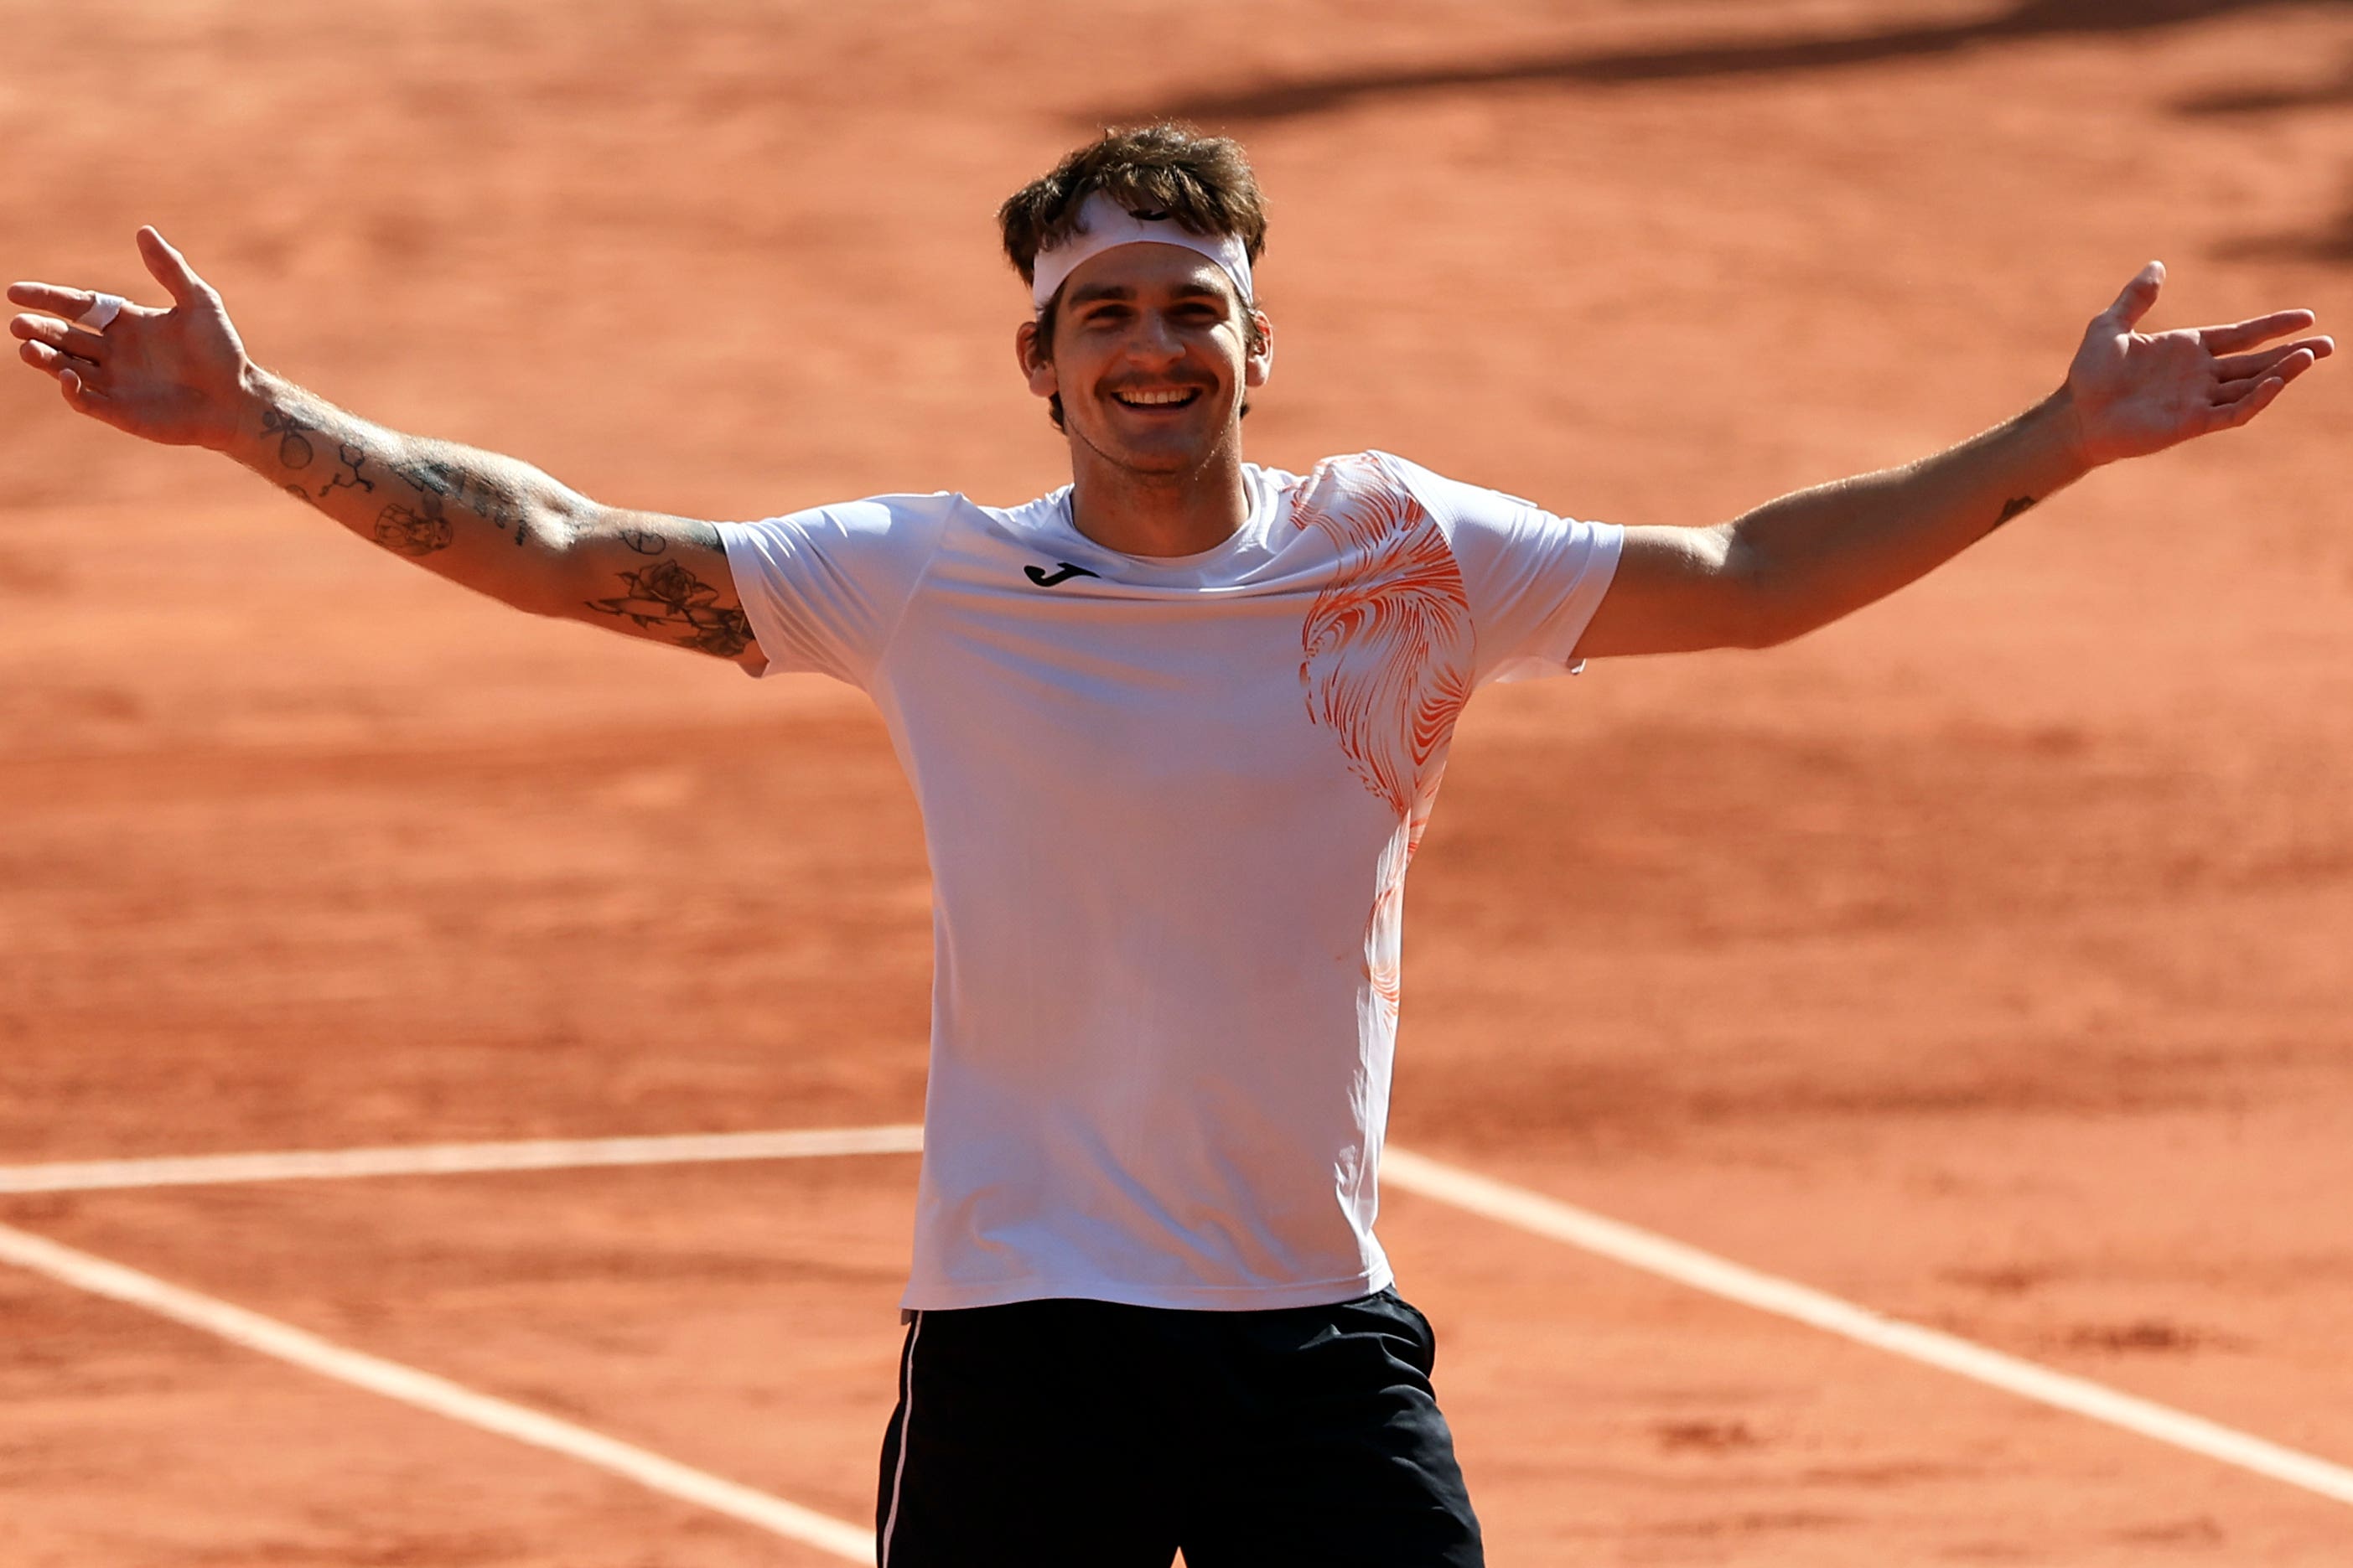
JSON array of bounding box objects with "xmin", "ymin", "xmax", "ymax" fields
[{"xmin": 1293, "ymin": 455, "xmax": 1475, "ymax": 1016}]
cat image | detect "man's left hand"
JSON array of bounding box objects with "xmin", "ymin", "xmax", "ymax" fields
[{"xmin": 2064, "ymin": 262, "xmax": 2330, "ymax": 469}]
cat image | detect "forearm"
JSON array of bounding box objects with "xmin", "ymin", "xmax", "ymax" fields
[
  {"xmin": 221, "ymin": 365, "xmax": 587, "ymax": 616},
  {"xmin": 1731, "ymin": 386, "xmax": 2095, "ymax": 645}
]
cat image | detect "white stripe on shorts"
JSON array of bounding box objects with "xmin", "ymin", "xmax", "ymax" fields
[{"xmin": 878, "ymin": 1311, "xmax": 923, "ymax": 1565}]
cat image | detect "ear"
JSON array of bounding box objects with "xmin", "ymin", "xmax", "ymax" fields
[
  {"xmin": 1014, "ymin": 318, "xmax": 1059, "ymax": 401},
  {"xmin": 1243, "ymin": 308, "xmax": 1274, "ymax": 391}
]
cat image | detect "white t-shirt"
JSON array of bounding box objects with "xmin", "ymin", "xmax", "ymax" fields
[{"xmin": 721, "ymin": 452, "xmax": 1621, "ymax": 1312}]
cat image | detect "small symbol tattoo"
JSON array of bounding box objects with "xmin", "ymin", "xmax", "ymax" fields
[
  {"xmin": 1024, "ymin": 561, "xmax": 1100, "ymax": 587},
  {"xmin": 261, "ymin": 407, "xmax": 316, "ymax": 470},
  {"xmin": 320, "ymin": 442, "xmax": 375, "ymax": 498}
]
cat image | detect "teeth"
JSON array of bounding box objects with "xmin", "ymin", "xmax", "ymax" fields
[{"xmin": 1116, "ymin": 388, "xmax": 1196, "ymax": 406}]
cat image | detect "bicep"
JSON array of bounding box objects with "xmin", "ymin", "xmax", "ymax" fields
[
  {"xmin": 1570, "ymin": 521, "xmax": 1770, "ymax": 659},
  {"xmin": 557, "ymin": 506, "xmax": 764, "ymax": 670}
]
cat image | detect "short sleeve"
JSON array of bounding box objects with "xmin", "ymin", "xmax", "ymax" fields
[
  {"xmin": 1385, "ymin": 454, "xmax": 1624, "ymax": 686},
  {"xmin": 718, "ymin": 494, "xmax": 955, "ymax": 687}
]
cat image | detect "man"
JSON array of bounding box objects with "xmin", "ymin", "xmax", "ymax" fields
[{"xmin": 10, "ymin": 123, "xmax": 2329, "ymax": 1565}]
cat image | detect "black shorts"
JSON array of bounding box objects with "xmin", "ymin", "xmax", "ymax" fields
[{"xmin": 873, "ymin": 1287, "xmax": 1484, "ymax": 1567}]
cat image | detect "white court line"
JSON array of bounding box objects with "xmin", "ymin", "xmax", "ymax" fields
[
  {"xmin": 4, "ymin": 1126, "xmax": 2350, "ymax": 1512},
  {"xmin": 0, "ymin": 1219, "xmax": 875, "ymax": 1563},
  {"xmin": 0, "ymin": 1125, "xmax": 924, "ymax": 1195},
  {"xmin": 1380, "ymin": 1147, "xmax": 2353, "ymax": 1508}
]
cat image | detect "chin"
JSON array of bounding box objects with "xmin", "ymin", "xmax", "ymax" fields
[
  {"xmin": 1122, "ymin": 444, "xmax": 1222, "ymax": 476},
  {"xmin": 1086, "ymin": 417, "xmax": 1236, "ymax": 471}
]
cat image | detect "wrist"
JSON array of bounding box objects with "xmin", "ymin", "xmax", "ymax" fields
[
  {"xmin": 212, "ymin": 358, "xmax": 274, "ymax": 453},
  {"xmin": 2039, "ymin": 381, "xmax": 2101, "ymax": 481}
]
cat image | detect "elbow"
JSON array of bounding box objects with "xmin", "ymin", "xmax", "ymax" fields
[
  {"xmin": 1720, "ymin": 531, "xmax": 1798, "ymax": 650},
  {"xmin": 533, "ymin": 489, "xmax": 592, "ymax": 558},
  {"xmin": 519, "ymin": 494, "xmax": 593, "ymax": 618}
]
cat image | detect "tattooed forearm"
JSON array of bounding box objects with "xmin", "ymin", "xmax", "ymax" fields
[
  {"xmin": 388, "ymin": 457, "xmax": 534, "ymax": 547},
  {"xmin": 260, "ymin": 407, "xmax": 316, "ymax": 469},
  {"xmin": 1992, "ymin": 494, "xmax": 2039, "ymax": 531},
  {"xmin": 254, "ymin": 407, "xmax": 542, "ymax": 565},
  {"xmin": 585, "ymin": 559, "xmax": 753, "ymax": 657},
  {"xmin": 375, "ymin": 499, "xmax": 454, "ymax": 557},
  {"xmin": 319, "ymin": 442, "xmax": 375, "ymax": 498},
  {"xmin": 230, "ymin": 370, "xmax": 749, "ymax": 639}
]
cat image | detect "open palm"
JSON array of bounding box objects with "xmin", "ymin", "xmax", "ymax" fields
[
  {"xmin": 9, "ymin": 227, "xmax": 249, "ymax": 450},
  {"xmin": 2065, "ymin": 261, "xmax": 2331, "ymax": 469}
]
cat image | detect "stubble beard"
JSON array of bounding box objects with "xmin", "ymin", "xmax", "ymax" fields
[{"xmin": 1068, "ymin": 394, "xmax": 1242, "ymax": 493}]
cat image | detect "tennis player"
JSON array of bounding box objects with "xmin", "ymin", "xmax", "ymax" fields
[{"xmin": 12, "ymin": 124, "xmax": 2328, "ymax": 1566}]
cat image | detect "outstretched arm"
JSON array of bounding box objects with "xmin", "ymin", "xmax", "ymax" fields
[
  {"xmin": 10, "ymin": 228, "xmax": 761, "ymax": 670},
  {"xmin": 1575, "ymin": 263, "xmax": 2333, "ymax": 657}
]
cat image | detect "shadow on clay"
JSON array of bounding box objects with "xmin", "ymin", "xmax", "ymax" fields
[
  {"xmin": 1096, "ymin": 0, "xmax": 2353, "ymax": 265},
  {"xmin": 1102, "ymin": 1, "xmax": 2349, "ymax": 127},
  {"xmin": 2177, "ymin": 49, "xmax": 2353, "ymax": 261}
]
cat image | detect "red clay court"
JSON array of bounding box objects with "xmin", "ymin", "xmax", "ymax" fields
[{"xmin": 5, "ymin": 2, "xmax": 2350, "ymax": 1562}]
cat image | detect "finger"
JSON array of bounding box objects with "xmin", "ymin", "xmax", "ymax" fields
[
  {"xmin": 58, "ymin": 363, "xmax": 112, "ymax": 415},
  {"xmin": 23, "ymin": 334, "xmax": 111, "ymax": 389},
  {"xmin": 2104, "ymin": 261, "xmax": 2164, "ymax": 329},
  {"xmin": 7, "ymin": 279, "xmax": 102, "ymax": 320},
  {"xmin": 2205, "ymin": 373, "xmax": 2285, "ymax": 432},
  {"xmin": 2200, "ymin": 308, "xmax": 2320, "ymax": 355},
  {"xmin": 18, "ymin": 337, "xmax": 91, "ymax": 376},
  {"xmin": 10, "ymin": 311, "xmax": 108, "ymax": 363},
  {"xmin": 2214, "ymin": 335, "xmax": 2333, "ymax": 381},
  {"xmin": 137, "ymin": 225, "xmax": 210, "ymax": 306},
  {"xmin": 2216, "ymin": 345, "xmax": 2320, "ymax": 401},
  {"xmin": 2211, "ymin": 345, "xmax": 2305, "ymax": 401}
]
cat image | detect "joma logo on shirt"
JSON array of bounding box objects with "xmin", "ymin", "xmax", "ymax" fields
[{"xmin": 1024, "ymin": 561, "xmax": 1100, "ymax": 587}]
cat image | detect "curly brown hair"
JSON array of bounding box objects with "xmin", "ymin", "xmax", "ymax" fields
[
  {"xmin": 1000, "ymin": 123, "xmax": 1271, "ymax": 431},
  {"xmin": 998, "ymin": 123, "xmax": 1269, "ymax": 287}
]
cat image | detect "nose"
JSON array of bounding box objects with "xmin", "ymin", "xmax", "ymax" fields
[{"xmin": 1123, "ymin": 307, "xmax": 1185, "ymax": 365}]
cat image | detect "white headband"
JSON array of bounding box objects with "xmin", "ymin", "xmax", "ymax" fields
[{"xmin": 1029, "ymin": 191, "xmax": 1254, "ymax": 315}]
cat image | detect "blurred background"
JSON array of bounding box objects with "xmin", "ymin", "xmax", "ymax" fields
[{"xmin": 4, "ymin": 3, "xmax": 2350, "ymax": 1563}]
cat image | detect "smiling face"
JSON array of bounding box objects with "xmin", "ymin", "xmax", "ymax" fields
[{"xmin": 1017, "ymin": 241, "xmax": 1274, "ymax": 479}]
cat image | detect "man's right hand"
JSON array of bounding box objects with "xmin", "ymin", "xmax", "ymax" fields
[{"xmin": 9, "ymin": 226, "xmax": 250, "ymax": 450}]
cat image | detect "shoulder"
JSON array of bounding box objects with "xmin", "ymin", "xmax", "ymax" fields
[
  {"xmin": 750, "ymin": 488, "xmax": 974, "ymax": 536},
  {"xmin": 1284, "ymin": 450, "xmax": 1419, "ymax": 524},
  {"xmin": 1364, "ymin": 452, "xmax": 1543, "ymax": 519},
  {"xmin": 1286, "ymin": 450, "xmax": 1538, "ymax": 537},
  {"xmin": 720, "ymin": 489, "xmax": 982, "ymax": 564}
]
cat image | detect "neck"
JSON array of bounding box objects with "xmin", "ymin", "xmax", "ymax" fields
[{"xmin": 1064, "ymin": 430, "xmax": 1251, "ymax": 559}]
